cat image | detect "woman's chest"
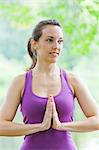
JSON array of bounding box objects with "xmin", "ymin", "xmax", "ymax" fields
[
  {"xmin": 32, "ymin": 75, "xmax": 61, "ymax": 97},
  {"xmin": 21, "ymin": 72, "xmax": 75, "ymax": 122}
]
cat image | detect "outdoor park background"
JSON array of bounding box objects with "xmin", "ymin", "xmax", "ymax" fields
[{"xmin": 0, "ymin": 0, "xmax": 99, "ymax": 149}]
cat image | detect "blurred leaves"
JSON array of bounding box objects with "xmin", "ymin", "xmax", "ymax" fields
[
  {"xmin": 0, "ymin": 0, "xmax": 98, "ymax": 68},
  {"xmin": 0, "ymin": 2, "xmax": 39, "ymax": 28}
]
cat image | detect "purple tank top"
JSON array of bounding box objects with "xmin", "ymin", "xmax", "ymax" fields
[{"xmin": 20, "ymin": 68, "xmax": 77, "ymax": 150}]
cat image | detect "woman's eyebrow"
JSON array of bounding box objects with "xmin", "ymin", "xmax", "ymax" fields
[{"xmin": 47, "ymin": 36, "xmax": 63, "ymax": 39}]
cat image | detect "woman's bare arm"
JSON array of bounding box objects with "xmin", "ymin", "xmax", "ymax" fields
[
  {"xmin": 0, "ymin": 121, "xmax": 43, "ymax": 136},
  {"xmin": 61, "ymin": 72, "xmax": 99, "ymax": 132},
  {"xmin": 0, "ymin": 75, "xmax": 44, "ymax": 136}
]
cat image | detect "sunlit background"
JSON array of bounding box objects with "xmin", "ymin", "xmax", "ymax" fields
[{"xmin": 0, "ymin": 0, "xmax": 99, "ymax": 150}]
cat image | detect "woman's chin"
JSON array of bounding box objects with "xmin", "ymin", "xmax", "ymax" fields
[{"xmin": 49, "ymin": 58, "xmax": 58, "ymax": 63}]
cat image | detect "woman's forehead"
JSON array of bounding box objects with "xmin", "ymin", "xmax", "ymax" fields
[{"xmin": 42, "ymin": 25, "xmax": 63, "ymax": 38}]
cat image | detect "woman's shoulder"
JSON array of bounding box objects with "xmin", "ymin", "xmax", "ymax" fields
[
  {"xmin": 13, "ymin": 71, "xmax": 28, "ymax": 90},
  {"xmin": 14, "ymin": 72, "xmax": 26, "ymax": 81},
  {"xmin": 14, "ymin": 69, "xmax": 31, "ymax": 82},
  {"xmin": 65, "ymin": 70, "xmax": 77, "ymax": 80},
  {"xmin": 62, "ymin": 69, "xmax": 81, "ymax": 91},
  {"xmin": 62, "ymin": 68, "xmax": 76, "ymax": 79},
  {"xmin": 13, "ymin": 71, "xmax": 28, "ymax": 97},
  {"xmin": 64, "ymin": 69, "xmax": 84, "ymax": 90}
]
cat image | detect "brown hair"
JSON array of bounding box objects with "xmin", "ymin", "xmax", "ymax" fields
[{"xmin": 27, "ymin": 19, "xmax": 62, "ymax": 71}]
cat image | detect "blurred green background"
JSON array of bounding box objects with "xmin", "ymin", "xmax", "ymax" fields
[{"xmin": 0, "ymin": 0, "xmax": 99, "ymax": 150}]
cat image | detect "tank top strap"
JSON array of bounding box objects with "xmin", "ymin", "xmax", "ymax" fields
[
  {"xmin": 21, "ymin": 70, "xmax": 32, "ymax": 99},
  {"xmin": 61, "ymin": 69, "xmax": 74, "ymax": 96}
]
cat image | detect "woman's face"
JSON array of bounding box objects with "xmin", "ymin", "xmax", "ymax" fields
[{"xmin": 36, "ymin": 25, "xmax": 64, "ymax": 63}]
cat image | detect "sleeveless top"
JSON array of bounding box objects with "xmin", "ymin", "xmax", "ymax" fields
[{"xmin": 20, "ymin": 68, "xmax": 77, "ymax": 150}]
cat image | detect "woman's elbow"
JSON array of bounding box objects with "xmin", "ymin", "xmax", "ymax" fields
[
  {"xmin": 95, "ymin": 115, "xmax": 99, "ymax": 130},
  {"xmin": 0, "ymin": 121, "xmax": 4, "ymax": 135}
]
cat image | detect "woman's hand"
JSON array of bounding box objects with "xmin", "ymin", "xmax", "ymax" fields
[
  {"xmin": 41, "ymin": 96, "xmax": 53, "ymax": 131},
  {"xmin": 51, "ymin": 96, "xmax": 63, "ymax": 131}
]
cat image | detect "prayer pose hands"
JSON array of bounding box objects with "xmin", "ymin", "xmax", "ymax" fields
[
  {"xmin": 42, "ymin": 96, "xmax": 63, "ymax": 131},
  {"xmin": 51, "ymin": 96, "xmax": 63, "ymax": 131}
]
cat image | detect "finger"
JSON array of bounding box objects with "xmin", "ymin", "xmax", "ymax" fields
[
  {"xmin": 51, "ymin": 99, "xmax": 58, "ymax": 117},
  {"xmin": 44, "ymin": 106, "xmax": 52, "ymax": 120},
  {"xmin": 48, "ymin": 95, "xmax": 53, "ymax": 102},
  {"xmin": 46, "ymin": 97, "xmax": 53, "ymax": 112},
  {"xmin": 47, "ymin": 96, "xmax": 52, "ymax": 106},
  {"xmin": 46, "ymin": 102, "xmax": 52, "ymax": 112},
  {"xmin": 46, "ymin": 96, "xmax": 53, "ymax": 110},
  {"xmin": 49, "ymin": 96, "xmax": 56, "ymax": 111},
  {"xmin": 52, "ymin": 104, "xmax": 57, "ymax": 115},
  {"xmin": 49, "ymin": 97, "xmax": 59, "ymax": 120},
  {"xmin": 50, "ymin": 96, "xmax": 55, "ymax": 107},
  {"xmin": 49, "ymin": 95, "xmax": 55, "ymax": 102}
]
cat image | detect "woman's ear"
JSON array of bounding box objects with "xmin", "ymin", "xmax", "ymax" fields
[{"xmin": 31, "ymin": 39, "xmax": 38, "ymax": 51}]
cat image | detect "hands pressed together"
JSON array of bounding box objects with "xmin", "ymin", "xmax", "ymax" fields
[{"xmin": 42, "ymin": 96, "xmax": 63, "ymax": 131}]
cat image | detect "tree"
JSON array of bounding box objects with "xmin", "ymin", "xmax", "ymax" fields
[{"xmin": 0, "ymin": 0, "xmax": 98, "ymax": 68}]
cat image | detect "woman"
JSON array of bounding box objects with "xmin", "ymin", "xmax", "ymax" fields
[{"xmin": 0, "ymin": 19, "xmax": 99, "ymax": 150}]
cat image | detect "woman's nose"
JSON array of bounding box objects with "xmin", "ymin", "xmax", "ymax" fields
[{"xmin": 53, "ymin": 42, "xmax": 60, "ymax": 49}]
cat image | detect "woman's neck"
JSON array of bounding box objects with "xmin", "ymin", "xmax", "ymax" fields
[{"xmin": 33, "ymin": 61, "xmax": 59, "ymax": 75}]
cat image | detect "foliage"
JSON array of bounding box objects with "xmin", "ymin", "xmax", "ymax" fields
[
  {"xmin": 0, "ymin": 54, "xmax": 23, "ymax": 103},
  {"xmin": 0, "ymin": 0, "xmax": 98, "ymax": 68}
]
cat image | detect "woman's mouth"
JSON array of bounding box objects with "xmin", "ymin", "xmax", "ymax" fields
[{"xmin": 49, "ymin": 52, "xmax": 59, "ymax": 57}]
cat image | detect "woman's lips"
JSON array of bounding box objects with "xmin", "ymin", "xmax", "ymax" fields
[
  {"xmin": 49, "ymin": 52, "xmax": 59, "ymax": 55},
  {"xmin": 49, "ymin": 52, "xmax": 59, "ymax": 57}
]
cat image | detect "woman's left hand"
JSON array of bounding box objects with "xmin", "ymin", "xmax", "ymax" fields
[{"xmin": 51, "ymin": 96, "xmax": 63, "ymax": 131}]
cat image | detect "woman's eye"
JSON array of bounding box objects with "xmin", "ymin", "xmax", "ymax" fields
[
  {"xmin": 47, "ymin": 39, "xmax": 53, "ymax": 42},
  {"xmin": 46, "ymin": 39, "xmax": 63, "ymax": 44},
  {"xmin": 58, "ymin": 40, "xmax": 63, "ymax": 44}
]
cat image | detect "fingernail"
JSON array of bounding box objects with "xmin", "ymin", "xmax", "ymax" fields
[
  {"xmin": 50, "ymin": 96, "xmax": 52, "ymax": 99},
  {"xmin": 49, "ymin": 96, "xmax": 53, "ymax": 101}
]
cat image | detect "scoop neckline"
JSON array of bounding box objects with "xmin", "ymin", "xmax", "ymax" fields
[{"xmin": 30, "ymin": 68, "xmax": 63, "ymax": 99}]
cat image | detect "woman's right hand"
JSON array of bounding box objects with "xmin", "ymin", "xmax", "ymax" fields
[{"xmin": 41, "ymin": 96, "xmax": 53, "ymax": 130}]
